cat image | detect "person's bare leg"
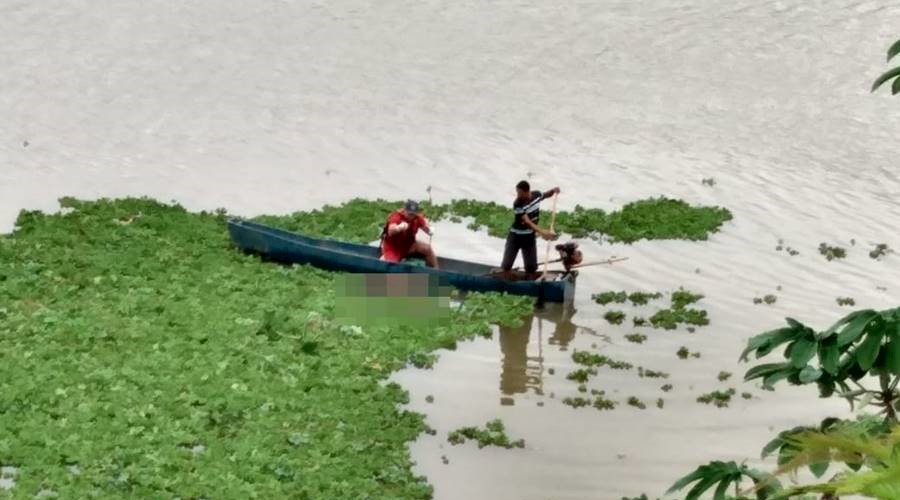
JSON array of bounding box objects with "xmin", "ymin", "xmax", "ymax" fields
[{"xmin": 412, "ymin": 241, "xmax": 439, "ymax": 269}]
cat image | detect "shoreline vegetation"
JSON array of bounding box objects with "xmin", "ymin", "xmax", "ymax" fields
[{"xmin": 0, "ymin": 195, "xmax": 731, "ymax": 498}]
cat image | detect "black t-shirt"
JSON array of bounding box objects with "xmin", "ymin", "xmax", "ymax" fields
[{"xmin": 510, "ymin": 190, "xmax": 544, "ymax": 234}]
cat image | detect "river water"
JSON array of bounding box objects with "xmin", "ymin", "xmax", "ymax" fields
[{"xmin": 3, "ymin": 1, "xmax": 900, "ymax": 498}]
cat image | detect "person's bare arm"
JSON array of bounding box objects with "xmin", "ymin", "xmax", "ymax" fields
[
  {"xmin": 542, "ymin": 186, "xmax": 561, "ymax": 199},
  {"xmin": 420, "ymin": 216, "xmax": 433, "ymax": 236},
  {"xmin": 388, "ymin": 222, "xmax": 409, "ymax": 235},
  {"xmin": 522, "ymin": 214, "xmax": 553, "ymax": 239}
]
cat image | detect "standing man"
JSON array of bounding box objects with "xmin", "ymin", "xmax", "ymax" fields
[
  {"xmin": 380, "ymin": 199, "xmax": 439, "ymax": 269},
  {"xmin": 500, "ymin": 181, "xmax": 560, "ymax": 274}
]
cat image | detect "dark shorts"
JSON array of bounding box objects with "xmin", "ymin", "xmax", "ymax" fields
[{"xmin": 501, "ymin": 232, "xmax": 538, "ymax": 272}]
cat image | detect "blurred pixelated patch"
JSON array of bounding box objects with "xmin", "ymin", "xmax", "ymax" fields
[{"xmin": 334, "ymin": 273, "xmax": 452, "ymax": 327}]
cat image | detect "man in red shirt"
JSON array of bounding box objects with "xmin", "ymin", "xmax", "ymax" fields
[{"xmin": 380, "ymin": 200, "xmax": 438, "ymax": 268}]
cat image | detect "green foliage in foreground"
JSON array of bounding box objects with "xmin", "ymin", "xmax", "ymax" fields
[
  {"xmin": 740, "ymin": 308, "xmax": 900, "ymax": 419},
  {"xmin": 769, "ymin": 423, "xmax": 900, "ymax": 499},
  {"xmin": 672, "ymin": 419, "xmax": 900, "ymax": 499},
  {"xmin": 447, "ymin": 419, "xmax": 524, "ymax": 449},
  {"xmin": 872, "ymin": 38, "xmax": 900, "ymax": 95},
  {"xmin": 673, "ymin": 306, "xmax": 900, "ymax": 500},
  {"xmin": 0, "ymin": 197, "xmax": 533, "ymax": 499},
  {"xmin": 760, "ymin": 415, "xmax": 889, "ymax": 482},
  {"xmin": 668, "ymin": 461, "xmax": 782, "ymax": 500},
  {"xmin": 256, "ymin": 197, "xmax": 732, "ymax": 244}
]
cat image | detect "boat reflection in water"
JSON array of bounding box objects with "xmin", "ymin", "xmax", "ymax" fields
[{"xmin": 497, "ymin": 305, "xmax": 600, "ymax": 406}]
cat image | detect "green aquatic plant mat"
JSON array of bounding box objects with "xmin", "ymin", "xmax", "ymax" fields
[
  {"xmin": 0, "ymin": 197, "xmax": 533, "ymax": 499},
  {"xmin": 447, "ymin": 419, "xmax": 525, "ymax": 449},
  {"xmin": 256, "ymin": 197, "xmax": 732, "ymax": 244}
]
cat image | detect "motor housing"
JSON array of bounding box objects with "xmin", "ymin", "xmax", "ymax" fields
[{"xmin": 555, "ymin": 242, "xmax": 583, "ymax": 271}]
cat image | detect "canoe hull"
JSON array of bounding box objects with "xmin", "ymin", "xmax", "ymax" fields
[{"xmin": 227, "ymin": 219, "xmax": 575, "ymax": 303}]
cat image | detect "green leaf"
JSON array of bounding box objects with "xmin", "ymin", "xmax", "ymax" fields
[
  {"xmin": 873, "ymin": 66, "xmax": 900, "ymax": 92},
  {"xmin": 893, "ymin": 76, "xmax": 900, "ymax": 96},
  {"xmin": 789, "ymin": 338, "xmax": 817, "ymax": 368},
  {"xmin": 889, "ymin": 38, "xmax": 900, "ymax": 62},
  {"xmin": 835, "ymin": 310, "xmax": 878, "ymax": 347},
  {"xmin": 741, "ymin": 327, "xmax": 800, "ymax": 361},
  {"xmin": 761, "ymin": 436, "xmax": 783, "ymax": 458},
  {"xmin": 818, "ymin": 337, "xmax": 840, "ymax": 375},
  {"xmin": 816, "ymin": 379, "xmax": 835, "ymax": 398},
  {"xmin": 757, "ymin": 328, "xmax": 804, "ymax": 358},
  {"xmin": 855, "ymin": 329, "xmax": 885, "ymax": 371},
  {"xmin": 686, "ymin": 476, "xmax": 721, "ymax": 500},
  {"xmin": 785, "ymin": 317, "xmax": 803, "ymax": 328},
  {"xmin": 809, "ymin": 461, "xmax": 829, "ymax": 478},
  {"xmin": 885, "ymin": 335, "xmax": 900, "ymax": 375},
  {"xmin": 744, "ymin": 362, "xmax": 791, "ymax": 382},
  {"xmin": 799, "ymin": 365, "xmax": 823, "ymax": 383},
  {"xmin": 745, "ymin": 469, "xmax": 783, "ymax": 496},
  {"xmin": 713, "ymin": 477, "xmax": 733, "ymax": 500},
  {"xmin": 761, "ymin": 427, "xmax": 808, "ymax": 460},
  {"xmin": 820, "ymin": 309, "xmax": 870, "ymax": 340},
  {"xmin": 669, "ymin": 462, "xmax": 742, "ymax": 498},
  {"xmin": 668, "ymin": 467, "xmax": 707, "ymax": 493},
  {"xmin": 764, "ymin": 368, "xmax": 796, "ymax": 388},
  {"xmin": 778, "ymin": 443, "xmax": 799, "ymax": 466}
]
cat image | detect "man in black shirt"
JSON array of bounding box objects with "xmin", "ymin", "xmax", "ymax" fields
[{"xmin": 500, "ymin": 180, "xmax": 560, "ymax": 274}]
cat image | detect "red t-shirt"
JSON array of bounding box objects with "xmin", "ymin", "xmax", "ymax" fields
[{"xmin": 382, "ymin": 211, "xmax": 427, "ymax": 256}]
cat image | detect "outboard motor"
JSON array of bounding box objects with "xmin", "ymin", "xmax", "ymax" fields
[{"xmin": 555, "ymin": 241, "xmax": 583, "ymax": 271}]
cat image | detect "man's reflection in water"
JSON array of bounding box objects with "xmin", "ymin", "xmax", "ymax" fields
[
  {"xmin": 549, "ymin": 314, "xmax": 576, "ymax": 350},
  {"xmin": 498, "ymin": 307, "xmax": 578, "ymax": 406}
]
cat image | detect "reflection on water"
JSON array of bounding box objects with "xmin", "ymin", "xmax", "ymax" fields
[{"xmin": 498, "ymin": 305, "xmax": 587, "ymax": 405}]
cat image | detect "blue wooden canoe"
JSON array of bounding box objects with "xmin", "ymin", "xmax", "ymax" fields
[{"xmin": 227, "ymin": 219, "xmax": 576, "ymax": 303}]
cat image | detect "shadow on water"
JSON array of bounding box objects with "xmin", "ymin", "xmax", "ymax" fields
[{"xmin": 498, "ymin": 304, "xmax": 606, "ymax": 406}]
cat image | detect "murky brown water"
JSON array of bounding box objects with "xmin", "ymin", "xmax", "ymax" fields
[
  {"xmin": 393, "ymin": 295, "xmax": 852, "ymax": 500},
  {"xmin": 5, "ymin": 0, "xmax": 900, "ymax": 498}
]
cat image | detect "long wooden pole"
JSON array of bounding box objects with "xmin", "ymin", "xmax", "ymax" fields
[
  {"xmin": 540, "ymin": 194, "xmax": 559, "ymax": 280},
  {"xmin": 512, "ymin": 257, "xmax": 563, "ymax": 271},
  {"xmin": 568, "ymin": 257, "xmax": 629, "ymax": 269}
]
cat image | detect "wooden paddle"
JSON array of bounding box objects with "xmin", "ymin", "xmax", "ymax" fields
[{"xmin": 539, "ymin": 193, "xmax": 559, "ymax": 280}]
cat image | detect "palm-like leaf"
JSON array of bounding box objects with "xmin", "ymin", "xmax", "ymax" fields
[
  {"xmin": 873, "ymin": 63, "xmax": 900, "ymax": 92},
  {"xmin": 768, "ymin": 425, "xmax": 900, "ymax": 500},
  {"xmin": 872, "ymin": 39, "xmax": 900, "ymax": 93},
  {"xmin": 668, "ymin": 461, "xmax": 781, "ymax": 500},
  {"xmin": 888, "ymin": 38, "xmax": 900, "ymax": 62}
]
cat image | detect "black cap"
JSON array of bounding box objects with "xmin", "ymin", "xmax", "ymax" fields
[{"xmin": 404, "ymin": 199, "xmax": 421, "ymax": 214}]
